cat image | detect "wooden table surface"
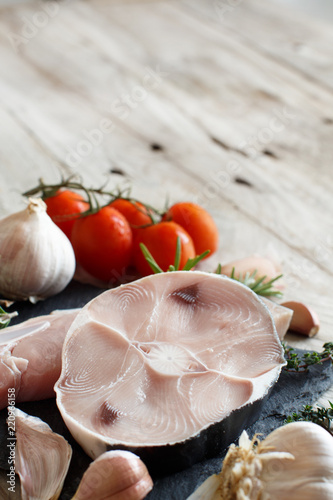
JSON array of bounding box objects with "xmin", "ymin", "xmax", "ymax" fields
[{"xmin": 0, "ymin": 0, "xmax": 332, "ymax": 407}]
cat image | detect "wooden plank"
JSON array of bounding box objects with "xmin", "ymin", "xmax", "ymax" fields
[
  {"xmin": 0, "ymin": 1, "xmax": 331, "ymax": 271},
  {"xmin": 0, "ymin": 1, "xmax": 332, "ymax": 262},
  {"xmin": 0, "ymin": 105, "xmax": 70, "ymax": 215},
  {"xmin": 180, "ymin": 0, "xmax": 333, "ymax": 91}
]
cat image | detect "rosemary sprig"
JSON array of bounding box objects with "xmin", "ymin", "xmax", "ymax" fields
[
  {"xmin": 215, "ymin": 265, "xmax": 283, "ymax": 298},
  {"xmin": 183, "ymin": 251, "xmax": 210, "ymax": 270},
  {"xmin": 139, "ymin": 244, "xmax": 163, "ymax": 274},
  {"xmin": 283, "ymin": 342, "xmax": 333, "ymax": 372},
  {"xmin": 285, "ymin": 402, "xmax": 333, "ymax": 435},
  {"xmin": 0, "ymin": 306, "xmax": 18, "ymax": 329},
  {"xmin": 139, "ymin": 237, "xmax": 209, "ymax": 274}
]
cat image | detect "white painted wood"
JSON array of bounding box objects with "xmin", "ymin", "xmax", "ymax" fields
[{"xmin": 181, "ymin": 0, "xmax": 333, "ymax": 91}]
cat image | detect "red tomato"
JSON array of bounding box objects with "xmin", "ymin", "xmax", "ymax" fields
[
  {"xmin": 133, "ymin": 221, "xmax": 195, "ymax": 277},
  {"xmin": 44, "ymin": 190, "xmax": 89, "ymax": 240},
  {"xmin": 163, "ymin": 202, "xmax": 218, "ymax": 258},
  {"xmin": 71, "ymin": 207, "xmax": 133, "ymax": 282},
  {"xmin": 109, "ymin": 199, "xmax": 153, "ymax": 265},
  {"xmin": 109, "ymin": 199, "xmax": 152, "ymax": 232}
]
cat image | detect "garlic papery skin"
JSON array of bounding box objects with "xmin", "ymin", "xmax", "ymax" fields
[
  {"xmin": 72, "ymin": 450, "xmax": 153, "ymax": 500},
  {"xmin": 0, "ymin": 198, "xmax": 76, "ymax": 303},
  {"xmin": 14, "ymin": 408, "xmax": 72, "ymax": 500},
  {"xmin": 187, "ymin": 422, "xmax": 333, "ymax": 500}
]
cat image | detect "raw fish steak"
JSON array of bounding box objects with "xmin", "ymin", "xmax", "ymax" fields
[
  {"xmin": 0, "ymin": 309, "xmax": 78, "ymax": 409},
  {"xmin": 55, "ymin": 271, "xmax": 285, "ymax": 471}
]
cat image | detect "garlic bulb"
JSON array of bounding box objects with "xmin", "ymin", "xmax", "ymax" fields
[
  {"xmin": 187, "ymin": 421, "xmax": 333, "ymax": 499},
  {"xmin": 0, "ymin": 198, "xmax": 76, "ymax": 302},
  {"xmin": 73, "ymin": 450, "xmax": 153, "ymax": 500}
]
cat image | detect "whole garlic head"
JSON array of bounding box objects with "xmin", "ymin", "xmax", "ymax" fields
[
  {"xmin": 188, "ymin": 421, "xmax": 333, "ymax": 500},
  {"xmin": 0, "ymin": 198, "xmax": 76, "ymax": 303}
]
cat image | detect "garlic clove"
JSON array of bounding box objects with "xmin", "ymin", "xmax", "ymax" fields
[
  {"xmin": 14, "ymin": 408, "xmax": 72, "ymax": 500},
  {"xmin": 72, "ymin": 450, "xmax": 153, "ymax": 500},
  {"xmin": 281, "ymin": 300, "xmax": 320, "ymax": 337},
  {"xmin": 0, "ymin": 198, "xmax": 76, "ymax": 302},
  {"xmin": 221, "ymin": 255, "xmax": 282, "ymax": 284},
  {"xmin": 187, "ymin": 422, "xmax": 333, "ymax": 500}
]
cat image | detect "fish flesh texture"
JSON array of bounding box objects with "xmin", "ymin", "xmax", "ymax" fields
[
  {"xmin": 14, "ymin": 408, "xmax": 72, "ymax": 500},
  {"xmin": 0, "ymin": 309, "xmax": 78, "ymax": 410},
  {"xmin": 55, "ymin": 271, "xmax": 285, "ymax": 471}
]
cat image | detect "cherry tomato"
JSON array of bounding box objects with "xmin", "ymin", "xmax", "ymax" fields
[
  {"xmin": 109, "ymin": 199, "xmax": 153, "ymax": 265},
  {"xmin": 71, "ymin": 206, "xmax": 133, "ymax": 282},
  {"xmin": 44, "ymin": 190, "xmax": 89, "ymax": 240},
  {"xmin": 163, "ymin": 202, "xmax": 218, "ymax": 258},
  {"xmin": 133, "ymin": 221, "xmax": 195, "ymax": 277},
  {"xmin": 109, "ymin": 199, "xmax": 152, "ymax": 232}
]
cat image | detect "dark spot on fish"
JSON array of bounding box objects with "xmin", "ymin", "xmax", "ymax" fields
[
  {"xmin": 99, "ymin": 401, "xmax": 122, "ymax": 425},
  {"xmin": 170, "ymin": 284, "xmax": 200, "ymax": 307},
  {"xmin": 234, "ymin": 176, "xmax": 253, "ymax": 188},
  {"xmin": 150, "ymin": 143, "xmax": 164, "ymax": 152},
  {"xmin": 262, "ymin": 149, "xmax": 278, "ymax": 159},
  {"xmin": 139, "ymin": 344, "xmax": 151, "ymax": 355}
]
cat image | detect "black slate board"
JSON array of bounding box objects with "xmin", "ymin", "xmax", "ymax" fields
[{"xmin": 1, "ymin": 280, "xmax": 333, "ymax": 499}]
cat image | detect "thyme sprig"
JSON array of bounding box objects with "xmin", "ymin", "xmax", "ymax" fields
[
  {"xmin": 139, "ymin": 237, "xmax": 209, "ymax": 273},
  {"xmin": 285, "ymin": 402, "xmax": 333, "ymax": 435},
  {"xmin": 0, "ymin": 306, "xmax": 18, "ymax": 329},
  {"xmin": 23, "ymin": 176, "xmax": 161, "ymax": 224},
  {"xmin": 283, "ymin": 342, "xmax": 333, "ymax": 372},
  {"xmin": 215, "ymin": 265, "xmax": 283, "ymax": 298}
]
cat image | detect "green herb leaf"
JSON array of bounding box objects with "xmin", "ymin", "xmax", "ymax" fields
[
  {"xmin": 139, "ymin": 243, "xmax": 163, "ymax": 274},
  {"xmin": 285, "ymin": 402, "xmax": 333, "ymax": 435},
  {"xmin": 182, "ymin": 250, "xmax": 210, "ymax": 271},
  {"xmin": 214, "ymin": 263, "xmax": 222, "ymax": 275},
  {"xmin": 140, "ymin": 237, "xmax": 210, "ymax": 274},
  {"xmin": 173, "ymin": 236, "xmax": 181, "ymax": 271},
  {"xmin": 222, "ymin": 267, "xmax": 283, "ymax": 297},
  {"xmin": 0, "ymin": 306, "xmax": 18, "ymax": 329},
  {"xmin": 282, "ymin": 342, "xmax": 333, "ymax": 372}
]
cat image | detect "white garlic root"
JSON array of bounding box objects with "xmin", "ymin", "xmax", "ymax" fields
[
  {"xmin": 281, "ymin": 301, "xmax": 320, "ymax": 337},
  {"xmin": 186, "ymin": 475, "xmax": 221, "ymax": 499},
  {"xmin": 14, "ymin": 408, "xmax": 72, "ymax": 500},
  {"xmin": 72, "ymin": 450, "xmax": 153, "ymax": 500},
  {"xmin": 0, "ymin": 198, "xmax": 76, "ymax": 303},
  {"xmin": 187, "ymin": 422, "xmax": 333, "ymax": 500}
]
